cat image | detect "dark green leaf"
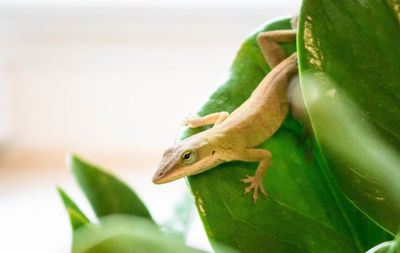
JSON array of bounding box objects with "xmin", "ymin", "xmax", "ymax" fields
[
  {"xmin": 70, "ymin": 154, "xmax": 153, "ymax": 221},
  {"xmin": 57, "ymin": 187, "xmax": 90, "ymax": 230},
  {"xmin": 367, "ymin": 233, "xmax": 400, "ymax": 253},
  {"xmin": 181, "ymin": 17, "xmax": 391, "ymax": 252},
  {"xmin": 298, "ymin": 0, "xmax": 400, "ymax": 233}
]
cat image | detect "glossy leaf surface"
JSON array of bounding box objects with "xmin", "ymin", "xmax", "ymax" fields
[
  {"xmin": 298, "ymin": 0, "xmax": 400, "ymax": 233},
  {"xmin": 181, "ymin": 18, "xmax": 392, "ymax": 252}
]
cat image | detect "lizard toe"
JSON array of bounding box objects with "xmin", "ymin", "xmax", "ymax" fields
[{"xmin": 241, "ymin": 175, "xmax": 268, "ymax": 203}]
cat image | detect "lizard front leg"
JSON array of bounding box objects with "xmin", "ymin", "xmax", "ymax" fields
[
  {"xmin": 182, "ymin": 112, "xmax": 229, "ymax": 128},
  {"xmin": 227, "ymin": 148, "xmax": 272, "ymax": 203}
]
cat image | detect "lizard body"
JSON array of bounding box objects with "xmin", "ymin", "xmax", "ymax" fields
[{"xmin": 153, "ymin": 21, "xmax": 298, "ymax": 202}]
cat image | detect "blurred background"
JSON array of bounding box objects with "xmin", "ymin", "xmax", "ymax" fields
[{"xmin": 0, "ymin": 1, "xmax": 300, "ymax": 252}]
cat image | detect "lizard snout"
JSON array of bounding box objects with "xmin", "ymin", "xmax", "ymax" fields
[{"xmin": 152, "ymin": 170, "xmax": 166, "ymax": 184}]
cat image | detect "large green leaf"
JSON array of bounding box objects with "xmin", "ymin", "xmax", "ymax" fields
[
  {"xmin": 298, "ymin": 0, "xmax": 400, "ymax": 234},
  {"xmin": 70, "ymin": 154, "xmax": 153, "ymax": 221},
  {"xmin": 180, "ymin": 18, "xmax": 392, "ymax": 252}
]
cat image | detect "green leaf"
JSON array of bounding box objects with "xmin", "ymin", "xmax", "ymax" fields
[
  {"xmin": 181, "ymin": 18, "xmax": 391, "ymax": 252},
  {"xmin": 71, "ymin": 215, "xmax": 214, "ymax": 253},
  {"xmin": 70, "ymin": 154, "xmax": 153, "ymax": 221},
  {"xmin": 298, "ymin": 0, "xmax": 400, "ymax": 233},
  {"xmin": 367, "ymin": 233, "xmax": 400, "ymax": 253},
  {"xmin": 57, "ymin": 187, "xmax": 90, "ymax": 230}
]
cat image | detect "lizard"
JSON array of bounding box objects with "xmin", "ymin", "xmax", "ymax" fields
[{"xmin": 152, "ymin": 17, "xmax": 298, "ymax": 203}]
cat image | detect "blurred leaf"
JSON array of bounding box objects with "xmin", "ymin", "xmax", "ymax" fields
[
  {"xmin": 70, "ymin": 154, "xmax": 153, "ymax": 221},
  {"xmin": 161, "ymin": 191, "xmax": 195, "ymax": 241},
  {"xmin": 300, "ymin": 73, "xmax": 400, "ymax": 208},
  {"xmin": 57, "ymin": 187, "xmax": 90, "ymax": 230},
  {"xmin": 72, "ymin": 214, "xmax": 235, "ymax": 253},
  {"xmin": 180, "ymin": 17, "xmax": 391, "ymax": 252},
  {"xmin": 298, "ymin": 0, "xmax": 400, "ymax": 233}
]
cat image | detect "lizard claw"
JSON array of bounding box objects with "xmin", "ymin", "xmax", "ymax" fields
[
  {"xmin": 241, "ymin": 175, "xmax": 268, "ymax": 203},
  {"xmin": 181, "ymin": 113, "xmax": 198, "ymax": 128}
]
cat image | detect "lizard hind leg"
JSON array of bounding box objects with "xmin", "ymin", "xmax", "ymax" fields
[{"xmin": 257, "ymin": 29, "xmax": 297, "ymax": 69}]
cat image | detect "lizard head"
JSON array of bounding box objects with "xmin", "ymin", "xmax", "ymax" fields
[{"xmin": 152, "ymin": 133, "xmax": 222, "ymax": 184}]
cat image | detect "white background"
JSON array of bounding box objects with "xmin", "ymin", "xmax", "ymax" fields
[{"xmin": 0, "ymin": 1, "xmax": 300, "ymax": 252}]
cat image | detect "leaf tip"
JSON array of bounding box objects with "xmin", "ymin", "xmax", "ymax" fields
[
  {"xmin": 67, "ymin": 153, "xmax": 81, "ymax": 169},
  {"xmin": 57, "ymin": 186, "xmax": 68, "ymax": 202},
  {"xmin": 68, "ymin": 153, "xmax": 94, "ymax": 176}
]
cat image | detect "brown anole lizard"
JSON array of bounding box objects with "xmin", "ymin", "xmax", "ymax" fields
[{"xmin": 153, "ymin": 18, "xmax": 298, "ymax": 202}]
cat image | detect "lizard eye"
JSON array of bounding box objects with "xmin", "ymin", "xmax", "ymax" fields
[{"xmin": 181, "ymin": 150, "xmax": 196, "ymax": 165}]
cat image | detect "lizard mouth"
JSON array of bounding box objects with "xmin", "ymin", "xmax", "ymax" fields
[
  {"xmin": 152, "ymin": 170, "xmax": 167, "ymax": 184},
  {"xmin": 152, "ymin": 167, "xmax": 184, "ymax": 184}
]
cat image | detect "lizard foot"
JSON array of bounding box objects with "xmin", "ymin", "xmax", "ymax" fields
[
  {"xmin": 181, "ymin": 113, "xmax": 199, "ymax": 128},
  {"xmin": 240, "ymin": 175, "xmax": 268, "ymax": 203}
]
